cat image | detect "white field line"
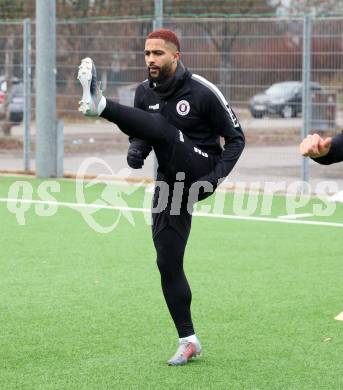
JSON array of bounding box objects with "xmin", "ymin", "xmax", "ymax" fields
[
  {"xmin": 0, "ymin": 198, "xmax": 150, "ymax": 213},
  {"xmin": 1, "ymin": 198, "xmax": 343, "ymax": 228},
  {"xmin": 329, "ymin": 191, "xmax": 343, "ymax": 203},
  {"xmin": 335, "ymin": 312, "xmax": 343, "ymax": 321},
  {"xmin": 278, "ymin": 213, "xmax": 314, "ymax": 220}
]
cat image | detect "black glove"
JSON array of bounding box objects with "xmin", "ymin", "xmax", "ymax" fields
[
  {"xmin": 127, "ymin": 147, "xmax": 145, "ymax": 169},
  {"xmin": 127, "ymin": 139, "xmax": 152, "ymax": 169}
]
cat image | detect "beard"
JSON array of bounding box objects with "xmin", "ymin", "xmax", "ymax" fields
[{"xmin": 148, "ymin": 61, "xmax": 174, "ymax": 83}]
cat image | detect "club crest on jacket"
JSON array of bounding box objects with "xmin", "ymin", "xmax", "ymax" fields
[{"xmin": 176, "ymin": 100, "xmax": 190, "ymax": 116}]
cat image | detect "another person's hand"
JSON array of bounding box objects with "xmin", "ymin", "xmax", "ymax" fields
[
  {"xmin": 299, "ymin": 133, "xmax": 332, "ymax": 158},
  {"xmin": 127, "ymin": 147, "xmax": 145, "ymax": 169}
]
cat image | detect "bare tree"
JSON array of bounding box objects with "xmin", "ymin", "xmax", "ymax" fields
[
  {"xmin": 271, "ymin": 0, "xmax": 343, "ymax": 16},
  {"xmin": 196, "ymin": 1, "xmax": 276, "ymax": 99}
]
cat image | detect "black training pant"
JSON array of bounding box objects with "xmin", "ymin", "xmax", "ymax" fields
[{"xmin": 101, "ymin": 99, "xmax": 216, "ymax": 337}]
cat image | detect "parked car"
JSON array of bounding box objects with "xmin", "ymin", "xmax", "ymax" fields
[
  {"xmin": 249, "ymin": 81, "xmax": 321, "ymax": 119},
  {"xmin": 0, "ymin": 76, "xmax": 24, "ymax": 124}
]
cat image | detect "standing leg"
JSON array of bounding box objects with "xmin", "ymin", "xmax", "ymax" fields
[
  {"xmin": 153, "ymin": 226, "xmax": 194, "ymax": 338},
  {"xmin": 152, "ymin": 188, "xmax": 202, "ymax": 365}
]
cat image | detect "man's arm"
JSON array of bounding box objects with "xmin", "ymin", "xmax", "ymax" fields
[
  {"xmin": 299, "ymin": 132, "xmax": 343, "ymax": 165},
  {"xmin": 198, "ymin": 89, "xmax": 245, "ymax": 187},
  {"xmin": 126, "ymin": 84, "xmax": 152, "ymax": 169}
]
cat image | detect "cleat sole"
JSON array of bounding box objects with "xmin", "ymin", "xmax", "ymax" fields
[{"xmin": 77, "ymin": 58, "xmax": 93, "ymax": 114}]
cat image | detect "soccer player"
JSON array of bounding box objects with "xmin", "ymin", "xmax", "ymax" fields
[
  {"xmin": 77, "ymin": 29, "xmax": 245, "ymax": 365},
  {"xmin": 300, "ymin": 132, "xmax": 343, "ymax": 164}
]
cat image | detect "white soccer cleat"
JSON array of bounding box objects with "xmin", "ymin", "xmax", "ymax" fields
[
  {"xmin": 77, "ymin": 57, "xmax": 104, "ymax": 116},
  {"xmin": 167, "ymin": 339, "xmax": 202, "ymax": 366}
]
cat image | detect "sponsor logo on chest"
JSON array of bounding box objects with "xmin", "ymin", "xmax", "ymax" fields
[{"xmin": 176, "ymin": 100, "xmax": 190, "ymax": 116}]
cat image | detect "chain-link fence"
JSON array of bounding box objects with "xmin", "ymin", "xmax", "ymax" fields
[
  {"xmin": 0, "ymin": 21, "xmax": 24, "ymax": 138},
  {"xmin": 0, "ymin": 16, "xmax": 342, "ymax": 188}
]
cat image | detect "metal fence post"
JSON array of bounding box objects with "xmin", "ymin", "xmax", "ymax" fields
[
  {"xmin": 152, "ymin": 0, "xmax": 163, "ymax": 179},
  {"xmin": 23, "ymin": 18, "xmax": 31, "ymax": 172},
  {"xmin": 56, "ymin": 119, "xmax": 64, "ymax": 177},
  {"xmin": 153, "ymin": 0, "xmax": 163, "ymax": 30},
  {"xmin": 302, "ymin": 14, "xmax": 312, "ymax": 185},
  {"xmin": 36, "ymin": 0, "xmax": 57, "ymax": 178}
]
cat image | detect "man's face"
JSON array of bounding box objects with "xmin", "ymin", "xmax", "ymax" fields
[{"xmin": 144, "ymin": 38, "xmax": 180, "ymax": 81}]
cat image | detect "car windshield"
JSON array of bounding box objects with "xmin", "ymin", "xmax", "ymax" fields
[{"xmin": 265, "ymin": 83, "xmax": 299, "ymax": 97}]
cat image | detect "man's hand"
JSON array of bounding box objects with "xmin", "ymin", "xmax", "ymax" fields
[
  {"xmin": 127, "ymin": 148, "xmax": 145, "ymax": 169},
  {"xmin": 299, "ymin": 133, "xmax": 332, "ymax": 158}
]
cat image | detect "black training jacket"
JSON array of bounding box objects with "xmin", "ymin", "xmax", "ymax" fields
[
  {"xmin": 312, "ymin": 132, "xmax": 343, "ymax": 165},
  {"xmin": 130, "ymin": 62, "xmax": 245, "ymax": 185}
]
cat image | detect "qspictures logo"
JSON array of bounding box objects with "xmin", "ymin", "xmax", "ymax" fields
[{"xmin": 1, "ymin": 157, "xmax": 341, "ymax": 233}]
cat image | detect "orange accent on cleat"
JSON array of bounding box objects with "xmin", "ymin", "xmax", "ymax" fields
[{"xmin": 183, "ymin": 343, "xmax": 197, "ymax": 359}]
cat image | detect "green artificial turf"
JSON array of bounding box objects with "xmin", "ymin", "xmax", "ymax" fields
[{"xmin": 0, "ymin": 175, "xmax": 342, "ymax": 389}]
